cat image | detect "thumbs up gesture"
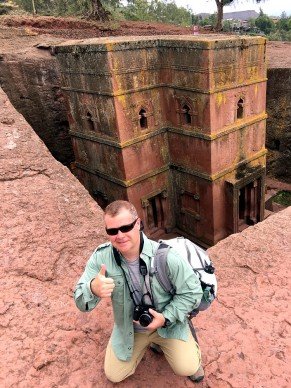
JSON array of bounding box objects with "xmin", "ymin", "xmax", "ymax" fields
[{"xmin": 90, "ymin": 264, "xmax": 115, "ymax": 298}]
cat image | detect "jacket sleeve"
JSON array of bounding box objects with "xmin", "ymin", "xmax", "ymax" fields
[
  {"xmin": 161, "ymin": 248, "xmax": 203, "ymax": 324},
  {"xmin": 73, "ymin": 249, "xmax": 101, "ymax": 312}
]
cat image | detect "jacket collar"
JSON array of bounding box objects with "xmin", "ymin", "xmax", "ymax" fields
[{"xmin": 140, "ymin": 233, "xmax": 156, "ymax": 260}]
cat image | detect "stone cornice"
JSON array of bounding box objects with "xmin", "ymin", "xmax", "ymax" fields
[
  {"xmin": 55, "ymin": 35, "xmax": 266, "ymax": 54},
  {"xmin": 75, "ymin": 162, "xmax": 169, "ymax": 187},
  {"xmin": 70, "ymin": 127, "xmax": 167, "ymax": 148},
  {"xmin": 70, "ymin": 112, "xmax": 267, "ymax": 148},
  {"xmin": 171, "ymin": 148, "xmax": 267, "ymax": 182},
  {"xmin": 75, "ymin": 148, "xmax": 267, "ymax": 187},
  {"xmin": 60, "ymin": 62, "xmax": 265, "ymax": 77},
  {"xmin": 61, "ymin": 78, "xmax": 267, "ymax": 97},
  {"xmin": 169, "ymin": 113, "xmax": 267, "ymax": 141}
]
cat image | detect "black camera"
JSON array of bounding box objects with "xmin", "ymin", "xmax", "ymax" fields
[{"xmin": 133, "ymin": 305, "xmax": 155, "ymax": 327}]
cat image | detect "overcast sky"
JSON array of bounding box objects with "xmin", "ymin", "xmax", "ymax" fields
[{"xmin": 175, "ymin": 0, "xmax": 291, "ymax": 17}]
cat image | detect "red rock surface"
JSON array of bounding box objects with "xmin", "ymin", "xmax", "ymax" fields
[
  {"xmin": 204, "ymin": 210, "xmax": 291, "ymax": 388},
  {"xmin": 1, "ymin": 86, "xmax": 290, "ymax": 387}
]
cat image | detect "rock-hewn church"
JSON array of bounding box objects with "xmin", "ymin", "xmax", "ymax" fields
[{"xmin": 56, "ymin": 35, "xmax": 267, "ymax": 246}]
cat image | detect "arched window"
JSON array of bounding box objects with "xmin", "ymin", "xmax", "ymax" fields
[
  {"xmin": 139, "ymin": 108, "xmax": 148, "ymax": 129},
  {"xmin": 86, "ymin": 111, "xmax": 95, "ymax": 131},
  {"xmin": 182, "ymin": 104, "xmax": 191, "ymax": 124},
  {"xmin": 237, "ymin": 98, "xmax": 244, "ymax": 119}
]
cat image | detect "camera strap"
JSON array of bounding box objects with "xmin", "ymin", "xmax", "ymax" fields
[
  {"xmin": 112, "ymin": 234, "xmax": 155, "ymax": 307},
  {"xmin": 113, "ymin": 247, "xmax": 138, "ymax": 307}
]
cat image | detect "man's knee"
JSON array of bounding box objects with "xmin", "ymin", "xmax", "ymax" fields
[
  {"xmin": 104, "ymin": 370, "xmax": 126, "ymax": 383},
  {"xmin": 170, "ymin": 358, "xmax": 200, "ymax": 377},
  {"xmin": 104, "ymin": 361, "xmax": 136, "ymax": 383},
  {"xmin": 104, "ymin": 364, "xmax": 134, "ymax": 383},
  {"xmin": 161, "ymin": 334, "xmax": 201, "ymax": 377}
]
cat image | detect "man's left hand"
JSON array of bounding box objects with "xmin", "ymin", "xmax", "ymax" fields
[{"xmin": 145, "ymin": 308, "xmax": 166, "ymax": 330}]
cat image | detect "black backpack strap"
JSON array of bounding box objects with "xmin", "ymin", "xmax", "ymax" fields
[
  {"xmin": 188, "ymin": 240, "xmax": 215, "ymax": 274},
  {"xmin": 153, "ymin": 242, "xmax": 175, "ymax": 295}
]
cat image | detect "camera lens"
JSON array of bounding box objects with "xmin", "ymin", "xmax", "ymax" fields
[
  {"xmin": 133, "ymin": 306, "xmax": 140, "ymax": 321},
  {"xmin": 139, "ymin": 312, "xmax": 153, "ymax": 327}
]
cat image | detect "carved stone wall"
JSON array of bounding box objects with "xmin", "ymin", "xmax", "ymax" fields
[
  {"xmin": 0, "ymin": 46, "xmax": 74, "ymax": 166},
  {"xmin": 266, "ymin": 68, "xmax": 291, "ymax": 183}
]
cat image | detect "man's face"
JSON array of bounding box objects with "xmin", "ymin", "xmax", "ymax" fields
[{"xmin": 104, "ymin": 208, "xmax": 141, "ymax": 258}]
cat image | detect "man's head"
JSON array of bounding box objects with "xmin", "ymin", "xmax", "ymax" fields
[{"xmin": 104, "ymin": 200, "xmax": 141, "ymax": 260}]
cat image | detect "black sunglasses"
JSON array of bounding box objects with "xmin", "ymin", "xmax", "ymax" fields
[{"xmin": 105, "ymin": 218, "xmax": 138, "ymax": 236}]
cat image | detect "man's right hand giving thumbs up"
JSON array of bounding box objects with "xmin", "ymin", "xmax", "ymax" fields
[{"xmin": 90, "ymin": 264, "xmax": 115, "ymax": 298}]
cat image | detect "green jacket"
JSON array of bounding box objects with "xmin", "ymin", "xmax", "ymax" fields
[{"xmin": 74, "ymin": 233, "xmax": 203, "ymax": 361}]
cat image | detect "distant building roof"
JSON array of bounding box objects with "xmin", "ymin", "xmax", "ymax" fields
[
  {"xmin": 223, "ymin": 10, "xmax": 259, "ymax": 20},
  {"xmin": 197, "ymin": 10, "xmax": 259, "ymax": 21},
  {"xmin": 197, "ymin": 13, "xmax": 210, "ymax": 19}
]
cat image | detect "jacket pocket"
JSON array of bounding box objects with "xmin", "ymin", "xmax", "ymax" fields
[{"xmin": 111, "ymin": 274, "xmax": 125, "ymax": 302}]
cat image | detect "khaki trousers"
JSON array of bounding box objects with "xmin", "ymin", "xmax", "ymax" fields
[{"xmin": 104, "ymin": 328, "xmax": 201, "ymax": 383}]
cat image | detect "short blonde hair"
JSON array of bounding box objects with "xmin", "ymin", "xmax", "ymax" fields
[{"xmin": 104, "ymin": 200, "xmax": 138, "ymax": 220}]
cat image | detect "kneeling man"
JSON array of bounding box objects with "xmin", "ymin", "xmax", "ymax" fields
[{"xmin": 74, "ymin": 200, "xmax": 204, "ymax": 383}]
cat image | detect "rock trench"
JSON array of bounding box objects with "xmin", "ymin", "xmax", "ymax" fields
[{"xmin": 0, "ymin": 87, "xmax": 290, "ymax": 387}]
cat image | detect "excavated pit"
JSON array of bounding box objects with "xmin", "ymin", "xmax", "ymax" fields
[
  {"xmin": 0, "ymin": 18, "xmax": 290, "ymax": 237},
  {"xmin": 0, "ymin": 18, "xmax": 290, "ymax": 182}
]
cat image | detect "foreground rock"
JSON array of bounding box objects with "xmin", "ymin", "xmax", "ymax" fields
[
  {"xmin": 1, "ymin": 87, "xmax": 290, "ymax": 387},
  {"xmin": 204, "ymin": 208, "xmax": 290, "ymax": 388},
  {"xmin": 0, "ymin": 86, "xmax": 107, "ymax": 387}
]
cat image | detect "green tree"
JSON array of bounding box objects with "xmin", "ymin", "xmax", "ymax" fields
[
  {"xmin": 123, "ymin": 0, "xmax": 149, "ymax": 21},
  {"xmin": 255, "ymin": 11, "xmax": 274, "ymax": 34},
  {"xmin": 222, "ymin": 19, "xmax": 232, "ymax": 32},
  {"xmin": 277, "ymin": 12, "xmax": 291, "ymax": 31},
  {"xmin": 150, "ymin": 0, "xmax": 191, "ymax": 25},
  {"xmin": 268, "ymin": 29, "xmax": 291, "ymax": 42},
  {"xmin": 122, "ymin": 0, "xmax": 192, "ymax": 26},
  {"xmin": 198, "ymin": 12, "xmax": 217, "ymax": 28},
  {"xmin": 88, "ymin": 0, "xmax": 111, "ymax": 20},
  {"xmin": 14, "ymin": 0, "xmax": 35, "ymax": 13},
  {"xmin": 14, "ymin": 0, "xmax": 113, "ymax": 19},
  {"xmin": 248, "ymin": 18, "xmax": 256, "ymax": 30},
  {"xmin": 191, "ymin": 14, "xmax": 200, "ymax": 25}
]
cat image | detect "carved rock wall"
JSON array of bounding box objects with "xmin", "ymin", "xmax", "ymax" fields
[
  {"xmin": 0, "ymin": 38, "xmax": 74, "ymax": 166},
  {"xmin": 1, "ymin": 87, "xmax": 290, "ymax": 387},
  {"xmin": 266, "ymin": 68, "xmax": 291, "ymax": 183},
  {"xmin": 0, "ymin": 86, "xmax": 106, "ymax": 386}
]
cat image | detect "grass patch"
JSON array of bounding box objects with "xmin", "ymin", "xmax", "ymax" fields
[{"xmin": 272, "ymin": 190, "xmax": 291, "ymax": 206}]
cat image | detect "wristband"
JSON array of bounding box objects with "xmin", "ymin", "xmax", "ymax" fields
[{"xmin": 162, "ymin": 318, "xmax": 171, "ymax": 328}]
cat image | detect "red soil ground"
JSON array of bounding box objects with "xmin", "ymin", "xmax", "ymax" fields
[{"xmin": 0, "ymin": 14, "xmax": 291, "ymax": 67}]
